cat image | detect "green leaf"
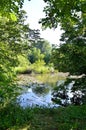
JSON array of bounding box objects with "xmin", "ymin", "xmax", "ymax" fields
[{"xmin": 10, "ymin": 13, "xmax": 17, "ymax": 21}]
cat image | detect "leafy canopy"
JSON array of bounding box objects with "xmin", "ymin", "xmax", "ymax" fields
[
  {"xmin": 0, "ymin": 10, "xmax": 30, "ymax": 105},
  {"xmin": 41, "ymin": 0, "xmax": 86, "ymax": 106}
]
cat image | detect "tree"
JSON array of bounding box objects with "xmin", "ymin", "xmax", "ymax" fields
[
  {"xmin": 51, "ymin": 43, "xmax": 86, "ymax": 75},
  {"xmin": 41, "ymin": 0, "xmax": 86, "ymax": 105},
  {"xmin": 33, "ymin": 39, "xmax": 52, "ymax": 64},
  {"xmin": 0, "ymin": 0, "xmax": 23, "ymax": 21},
  {"xmin": 41, "ymin": 0, "xmax": 86, "ymax": 28},
  {"xmin": 28, "ymin": 29, "xmax": 52, "ymax": 64},
  {"xmin": 28, "ymin": 47, "xmax": 44, "ymax": 64},
  {"xmin": 0, "ymin": 10, "xmax": 30, "ymax": 106}
]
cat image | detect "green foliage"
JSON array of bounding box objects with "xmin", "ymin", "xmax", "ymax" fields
[
  {"xmin": 33, "ymin": 39, "xmax": 52, "ymax": 64},
  {"xmin": 41, "ymin": 0, "xmax": 86, "ymax": 29},
  {"xmin": 28, "ymin": 47, "xmax": 44, "ymax": 64},
  {"xmin": 0, "ymin": 11, "xmax": 29, "ymax": 53},
  {"xmin": 51, "ymin": 40, "xmax": 86, "ymax": 106},
  {"xmin": 0, "ymin": 41, "xmax": 18, "ymax": 106},
  {"xmin": 15, "ymin": 54, "xmax": 30, "ymax": 73},
  {"xmin": 0, "ymin": 0, "xmax": 25, "ymax": 20},
  {"xmin": 29, "ymin": 29, "xmax": 52, "ymax": 65},
  {"xmin": 52, "ymin": 76, "xmax": 86, "ymax": 106},
  {"xmin": 0, "ymin": 103, "xmax": 33, "ymax": 130},
  {"xmin": 0, "ymin": 104, "xmax": 86, "ymax": 130},
  {"xmin": 31, "ymin": 60, "xmax": 50, "ymax": 74},
  {"xmin": 52, "ymin": 43, "xmax": 86, "ymax": 75},
  {"xmin": 28, "ymin": 43, "xmax": 52, "ymax": 74},
  {"xmin": 0, "ymin": 10, "xmax": 30, "ymax": 106},
  {"xmin": 42, "ymin": 0, "xmax": 86, "ymax": 106}
]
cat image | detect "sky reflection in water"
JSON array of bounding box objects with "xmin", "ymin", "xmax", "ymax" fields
[{"xmin": 17, "ymin": 73, "xmax": 67, "ymax": 108}]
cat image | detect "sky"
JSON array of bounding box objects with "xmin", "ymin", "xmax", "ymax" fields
[{"xmin": 23, "ymin": 0, "xmax": 62, "ymax": 45}]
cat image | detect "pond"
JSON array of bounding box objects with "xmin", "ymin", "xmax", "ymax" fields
[{"xmin": 17, "ymin": 73, "xmax": 68, "ymax": 108}]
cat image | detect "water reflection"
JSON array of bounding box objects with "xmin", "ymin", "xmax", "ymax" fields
[
  {"xmin": 32, "ymin": 84, "xmax": 50, "ymax": 97},
  {"xmin": 17, "ymin": 73, "xmax": 67, "ymax": 108},
  {"xmin": 17, "ymin": 83, "xmax": 58, "ymax": 108}
]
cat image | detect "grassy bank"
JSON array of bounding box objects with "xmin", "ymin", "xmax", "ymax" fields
[
  {"xmin": 0, "ymin": 103, "xmax": 86, "ymax": 130},
  {"xmin": 15, "ymin": 56, "xmax": 55, "ymax": 74}
]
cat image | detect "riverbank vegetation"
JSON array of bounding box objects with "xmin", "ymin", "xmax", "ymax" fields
[{"xmin": 0, "ymin": 103, "xmax": 86, "ymax": 130}]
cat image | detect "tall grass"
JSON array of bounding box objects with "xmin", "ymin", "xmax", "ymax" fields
[{"xmin": 0, "ymin": 103, "xmax": 86, "ymax": 130}]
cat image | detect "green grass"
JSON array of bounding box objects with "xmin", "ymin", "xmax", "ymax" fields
[
  {"xmin": 0, "ymin": 104, "xmax": 86, "ymax": 130},
  {"xmin": 15, "ymin": 65, "xmax": 53, "ymax": 74}
]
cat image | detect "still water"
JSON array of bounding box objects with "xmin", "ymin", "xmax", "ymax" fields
[{"xmin": 17, "ymin": 73, "xmax": 68, "ymax": 108}]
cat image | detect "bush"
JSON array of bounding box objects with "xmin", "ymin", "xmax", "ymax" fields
[
  {"xmin": 31, "ymin": 60, "xmax": 50, "ymax": 74},
  {"xmin": 15, "ymin": 55, "xmax": 30, "ymax": 74}
]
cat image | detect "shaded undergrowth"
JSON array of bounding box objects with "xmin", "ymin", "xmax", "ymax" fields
[{"xmin": 0, "ymin": 103, "xmax": 86, "ymax": 130}]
